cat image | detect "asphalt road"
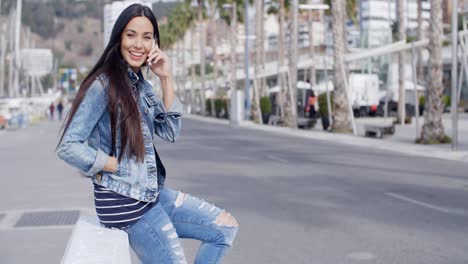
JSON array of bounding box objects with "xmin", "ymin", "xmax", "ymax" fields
[{"xmin": 1, "ymin": 117, "xmax": 468, "ymax": 264}]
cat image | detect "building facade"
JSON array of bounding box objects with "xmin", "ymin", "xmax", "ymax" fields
[
  {"xmin": 103, "ymin": 0, "xmax": 153, "ymax": 48},
  {"xmin": 359, "ymin": 0, "xmax": 431, "ymax": 48}
]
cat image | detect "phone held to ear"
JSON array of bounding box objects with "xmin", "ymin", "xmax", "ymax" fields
[{"xmin": 146, "ymin": 37, "xmax": 157, "ymax": 74}]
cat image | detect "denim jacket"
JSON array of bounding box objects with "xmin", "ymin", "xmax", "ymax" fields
[{"xmin": 57, "ymin": 69, "xmax": 182, "ymax": 202}]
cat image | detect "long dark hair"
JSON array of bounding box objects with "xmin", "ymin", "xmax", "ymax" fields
[{"xmin": 58, "ymin": 4, "xmax": 160, "ymax": 163}]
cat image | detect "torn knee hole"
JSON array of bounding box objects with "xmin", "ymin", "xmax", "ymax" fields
[
  {"xmin": 174, "ymin": 192, "xmax": 189, "ymax": 208},
  {"xmin": 212, "ymin": 211, "xmax": 238, "ymax": 227}
]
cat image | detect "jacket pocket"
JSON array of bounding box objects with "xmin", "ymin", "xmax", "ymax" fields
[{"xmin": 143, "ymin": 95, "xmax": 158, "ymax": 108}]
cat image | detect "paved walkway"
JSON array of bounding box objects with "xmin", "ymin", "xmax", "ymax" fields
[{"xmin": 185, "ymin": 113, "xmax": 468, "ymax": 163}]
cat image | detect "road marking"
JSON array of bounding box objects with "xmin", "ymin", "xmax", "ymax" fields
[
  {"xmin": 385, "ymin": 192, "xmax": 468, "ymax": 216},
  {"xmin": 0, "ymin": 211, "xmax": 21, "ymax": 230},
  {"xmin": 266, "ymin": 154, "xmax": 288, "ymax": 163},
  {"xmin": 347, "ymin": 251, "xmax": 377, "ymax": 261},
  {"xmin": 0, "ymin": 208, "xmax": 95, "ymax": 230}
]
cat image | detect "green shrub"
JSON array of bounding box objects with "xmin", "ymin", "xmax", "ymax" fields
[
  {"xmin": 205, "ymin": 98, "xmax": 212, "ymax": 115},
  {"xmin": 214, "ymin": 98, "xmax": 224, "ymax": 114},
  {"xmin": 419, "ymin": 95, "xmax": 425, "ymax": 106},
  {"xmin": 442, "ymin": 95, "xmax": 451, "ymax": 107},
  {"xmin": 406, "ymin": 36, "xmax": 417, "ymax": 43},
  {"xmin": 318, "ymin": 92, "xmax": 334, "ymax": 117},
  {"xmin": 206, "ymin": 98, "xmax": 228, "ymax": 117},
  {"xmin": 40, "ymin": 74, "xmax": 54, "ymax": 89},
  {"xmin": 260, "ymin": 96, "xmax": 272, "ymax": 114},
  {"xmin": 192, "ymin": 64, "xmax": 214, "ymax": 76},
  {"xmin": 415, "ymin": 134, "xmax": 452, "ymax": 144}
]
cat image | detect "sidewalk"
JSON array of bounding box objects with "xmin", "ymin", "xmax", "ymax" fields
[{"xmin": 185, "ymin": 113, "xmax": 468, "ymax": 163}]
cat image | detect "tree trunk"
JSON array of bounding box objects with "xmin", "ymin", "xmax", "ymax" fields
[
  {"xmin": 260, "ymin": 0, "xmax": 267, "ymax": 101},
  {"xmin": 0, "ymin": 24, "xmax": 6, "ymax": 97},
  {"xmin": 190, "ymin": 27, "xmax": 196, "ymax": 114},
  {"xmin": 278, "ymin": 0, "xmax": 286, "ymax": 119},
  {"xmin": 181, "ymin": 31, "xmax": 187, "ymax": 111},
  {"xmin": 420, "ymin": 0, "xmax": 446, "ymax": 143},
  {"xmin": 397, "ymin": 0, "xmax": 406, "ymax": 124},
  {"xmin": 308, "ymin": 2, "xmax": 315, "ymax": 109},
  {"xmin": 260, "ymin": 0, "xmax": 266, "ymax": 98},
  {"xmin": 198, "ymin": 1, "xmax": 206, "ymax": 116},
  {"xmin": 253, "ymin": 0, "xmax": 264, "ymax": 123},
  {"xmin": 283, "ymin": 0, "xmax": 298, "ymax": 128},
  {"xmin": 229, "ymin": 3, "xmax": 237, "ymax": 118},
  {"xmin": 331, "ymin": 0, "xmax": 351, "ymax": 132},
  {"xmin": 8, "ymin": 9, "xmax": 15, "ymax": 97},
  {"xmin": 209, "ymin": 1, "xmax": 217, "ymax": 117},
  {"xmin": 417, "ymin": 0, "xmax": 424, "ymax": 83}
]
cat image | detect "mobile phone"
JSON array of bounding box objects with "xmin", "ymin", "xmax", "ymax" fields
[{"xmin": 146, "ymin": 37, "xmax": 157, "ymax": 74}]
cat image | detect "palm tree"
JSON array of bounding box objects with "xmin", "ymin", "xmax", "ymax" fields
[
  {"xmin": 265, "ymin": 0, "xmax": 297, "ymax": 127},
  {"xmin": 419, "ymin": 0, "xmax": 447, "ymax": 143},
  {"xmin": 397, "ymin": 0, "xmax": 406, "ymax": 124},
  {"xmin": 191, "ymin": 27, "xmax": 196, "ymax": 114},
  {"xmin": 208, "ymin": 0, "xmax": 218, "ymax": 117},
  {"xmin": 198, "ymin": 0, "xmax": 207, "ymax": 116},
  {"xmin": 265, "ymin": 0, "xmax": 289, "ymax": 119},
  {"xmin": 158, "ymin": 2, "xmax": 198, "ymax": 112},
  {"xmin": 219, "ymin": 0, "xmax": 247, "ymax": 24},
  {"xmin": 278, "ymin": 0, "xmax": 287, "ymax": 119},
  {"xmin": 251, "ymin": 0, "xmax": 267, "ymax": 123},
  {"xmin": 218, "ymin": 0, "xmax": 249, "ymax": 119},
  {"xmin": 282, "ymin": 0, "xmax": 298, "ymax": 128},
  {"xmin": 417, "ymin": 0, "xmax": 424, "ymax": 82},
  {"xmin": 330, "ymin": 0, "xmax": 351, "ymax": 132}
]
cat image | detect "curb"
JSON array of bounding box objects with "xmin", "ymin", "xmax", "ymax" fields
[{"xmin": 184, "ymin": 114, "xmax": 468, "ymax": 163}]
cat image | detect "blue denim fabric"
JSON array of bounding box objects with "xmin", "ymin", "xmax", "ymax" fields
[
  {"xmin": 124, "ymin": 188, "xmax": 239, "ymax": 264},
  {"xmin": 57, "ymin": 69, "xmax": 182, "ymax": 202}
]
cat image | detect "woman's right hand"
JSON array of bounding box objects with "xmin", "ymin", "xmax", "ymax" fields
[{"xmin": 103, "ymin": 156, "xmax": 118, "ymax": 173}]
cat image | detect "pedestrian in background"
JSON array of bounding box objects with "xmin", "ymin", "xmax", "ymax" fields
[
  {"xmin": 305, "ymin": 90, "xmax": 317, "ymax": 119},
  {"xmin": 56, "ymin": 4, "xmax": 238, "ymax": 264},
  {"xmin": 49, "ymin": 102, "xmax": 55, "ymax": 120},
  {"xmin": 57, "ymin": 100, "xmax": 64, "ymax": 120}
]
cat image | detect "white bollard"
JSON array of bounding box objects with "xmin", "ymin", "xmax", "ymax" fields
[
  {"xmin": 61, "ymin": 216, "xmax": 132, "ymax": 264},
  {"xmin": 230, "ymin": 90, "xmax": 244, "ymax": 125}
]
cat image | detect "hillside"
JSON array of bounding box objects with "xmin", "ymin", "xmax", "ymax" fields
[{"xmin": 0, "ymin": 0, "xmax": 181, "ymax": 68}]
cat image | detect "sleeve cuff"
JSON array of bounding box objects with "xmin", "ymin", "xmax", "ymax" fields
[
  {"xmin": 85, "ymin": 148, "xmax": 109, "ymax": 176},
  {"xmin": 155, "ymin": 97, "xmax": 183, "ymax": 122}
]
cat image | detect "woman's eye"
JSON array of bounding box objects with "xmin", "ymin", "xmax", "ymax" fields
[{"xmin": 127, "ymin": 34, "xmax": 134, "ymax": 38}]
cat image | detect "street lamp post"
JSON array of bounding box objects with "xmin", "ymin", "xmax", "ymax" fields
[
  {"xmin": 289, "ymin": 0, "xmax": 298, "ymax": 128},
  {"xmin": 451, "ymin": 0, "xmax": 459, "ymax": 150},
  {"xmin": 244, "ymin": 0, "xmax": 251, "ymax": 120}
]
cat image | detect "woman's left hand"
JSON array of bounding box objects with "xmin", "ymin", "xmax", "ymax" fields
[{"xmin": 147, "ymin": 42, "xmax": 171, "ymax": 79}]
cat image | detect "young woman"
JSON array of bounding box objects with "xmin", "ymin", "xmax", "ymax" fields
[{"xmin": 57, "ymin": 4, "xmax": 238, "ymax": 264}]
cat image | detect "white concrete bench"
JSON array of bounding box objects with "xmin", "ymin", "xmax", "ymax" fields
[
  {"xmin": 61, "ymin": 215, "xmax": 132, "ymax": 264},
  {"xmin": 363, "ymin": 124, "xmax": 395, "ymax": 139},
  {"xmin": 268, "ymin": 115, "xmax": 281, "ymax": 126}
]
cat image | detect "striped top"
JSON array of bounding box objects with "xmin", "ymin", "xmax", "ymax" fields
[{"xmin": 94, "ymin": 183, "xmax": 155, "ymax": 229}]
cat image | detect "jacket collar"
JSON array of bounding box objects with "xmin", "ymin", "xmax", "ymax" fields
[{"xmin": 126, "ymin": 67, "xmax": 145, "ymax": 85}]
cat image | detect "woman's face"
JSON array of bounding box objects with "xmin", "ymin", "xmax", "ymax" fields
[{"xmin": 120, "ymin": 16, "xmax": 154, "ymax": 72}]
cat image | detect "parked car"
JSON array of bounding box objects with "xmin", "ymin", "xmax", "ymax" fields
[
  {"xmin": 0, "ymin": 100, "xmax": 11, "ymax": 129},
  {"xmin": 0, "ymin": 115, "xmax": 6, "ymax": 129}
]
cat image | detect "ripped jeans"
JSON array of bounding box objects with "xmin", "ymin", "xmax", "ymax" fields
[{"xmin": 123, "ymin": 187, "xmax": 239, "ymax": 264}]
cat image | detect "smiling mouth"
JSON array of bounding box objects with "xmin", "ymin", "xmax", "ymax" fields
[{"xmin": 129, "ymin": 51, "xmax": 145, "ymax": 60}]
